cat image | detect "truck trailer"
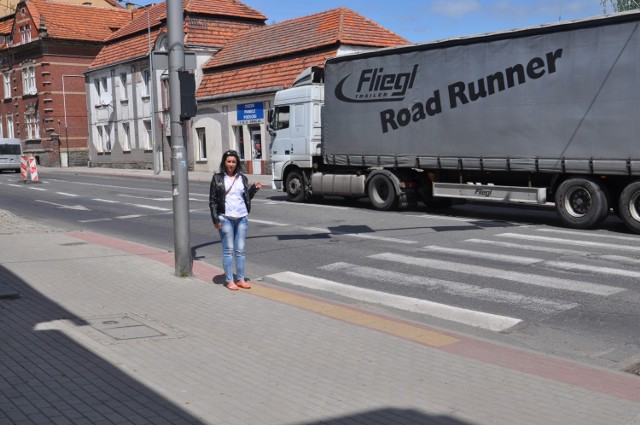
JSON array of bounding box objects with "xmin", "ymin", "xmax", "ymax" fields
[{"xmin": 268, "ymin": 11, "xmax": 640, "ymax": 234}]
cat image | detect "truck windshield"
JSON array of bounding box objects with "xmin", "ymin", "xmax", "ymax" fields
[{"xmin": 0, "ymin": 145, "xmax": 21, "ymax": 155}]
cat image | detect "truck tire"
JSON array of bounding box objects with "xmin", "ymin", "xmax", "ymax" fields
[
  {"xmin": 368, "ymin": 174, "xmax": 397, "ymax": 211},
  {"xmin": 285, "ymin": 170, "xmax": 306, "ymax": 202},
  {"xmin": 618, "ymin": 181, "xmax": 640, "ymax": 234},
  {"xmin": 555, "ymin": 177, "xmax": 609, "ymax": 229}
]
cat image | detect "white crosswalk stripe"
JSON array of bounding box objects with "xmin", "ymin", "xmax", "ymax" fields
[
  {"xmin": 498, "ymin": 233, "xmax": 640, "ymax": 252},
  {"xmin": 369, "ymin": 252, "xmax": 625, "ymax": 296},
  {"xmin": 420, "ymin": 246, "xmax": 640, "ymax": 279},
  {"xmin": 266, "ymin": 271, "xmax": 522, "ymax": 332},
  {"xmin": 318, "ymin": 262, "xmax": 577, "ymax": 314}
]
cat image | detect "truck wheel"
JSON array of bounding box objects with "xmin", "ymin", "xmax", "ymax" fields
[
  {"xmin": 555, "ymin": 177, "xmax": 609, "ymax": 229},
  {"xmin": 618, "ymin": 181, "xmax": 640, "ymax": 234},
  {"xmin": 285, "ymin": 170, "xmax": 306, "ymax": 202},
  {"xmin": 368, "ymin": 174, "xmax": 397, "ymax": 211}
]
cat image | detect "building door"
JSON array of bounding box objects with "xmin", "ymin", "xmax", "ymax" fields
[{"xmin": 250, "ymin": 126, "xmax": 262, "ymax": 174}]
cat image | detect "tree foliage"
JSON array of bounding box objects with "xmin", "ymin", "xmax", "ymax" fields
[{"xmin": 601, "ymin": 0, "xmax": 640, "ymax": 12}]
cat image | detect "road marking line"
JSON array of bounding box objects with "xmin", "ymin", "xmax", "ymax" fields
[
  {"xmin": 423, "ymin": 245, "xmax": 640, "ymax": 280},
  {"xmin": 302, "ymin": 226, "xmax": 417, "ymax": 244},
  {"xmin": 319, "ymin": 262, "xmax": 577, "ymax": 314},
  {"xmin": 56, "ymin": 192, "xmax": 78, "ymax": 197},
  {"xmin": 128, "ymin": 204, "xmax": 171, "ymax": 211},
  {"xmin": 266, "ymin": 271, "xmax": 522, "ymax": 332},
  {"xmin": 35, "ymin": 200, "xmax": 90, "ymax": 211},
  {"xmin": 115, "ymin": 215, "xmax": 143, "ymax": 219},
  {"xmin": 93, "ymin": 198, "xmax": 120, "ymax": 203},
  {"xmin": 28, "ymin": 187, "xmax": 46, "ymax": 191},
  {"xmin": 421, "ymin": 245, "xmax": 540, "ymax": 265},
  {"xmin": 370, "ymin": 252, "xmax": 625, "ymax": 296},
  {"xmin": 537, "ymin": 227, "xmax": 640, "ymax": 242},
  {"xmin": 499, "ymin": 233, "xmax": 640, "ymax": 252},
  {"xmin": 464, "ymin": 239, "xmax": 585, "ymax": 256},
  {"xmin": 251, "ymin": 281, "xmax": 460, "ymax": 347},
  {"xmin": 78, "ymin": 218, "xmax": 112, "ymax": 223}
]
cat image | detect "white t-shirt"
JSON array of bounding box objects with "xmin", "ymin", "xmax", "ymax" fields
[{"xmin": 224, "ymin": 174, "xmax": 248, "ymax": 217}]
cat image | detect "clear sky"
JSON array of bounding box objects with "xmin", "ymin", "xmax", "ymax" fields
[
  {"xmin": 139, "ymin": 1, "xmax": 614, "ymax": 44},
  {"xmin": 236, "ymin": 1, "xmax": 609, "ymax": 43}
]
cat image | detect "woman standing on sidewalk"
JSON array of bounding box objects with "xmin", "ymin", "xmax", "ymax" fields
[{"xmin": 209, "ymin": 150, "xmax": 262, "ymax": 290}]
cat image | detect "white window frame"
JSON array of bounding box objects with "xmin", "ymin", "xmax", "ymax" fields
[
  {"xmin": 143, "ymin": 120, "xmax": 152, "ymax": 150},
  {"xmin": 119, "ymin": 73, "xmax": 128, "ymax": 101},
  {"xmin": 6, "ymin": 115, "xmax": 14, "ymax": 138},
  {"xmin": 25, "ymin": 112, "xmax": 39, "ymax": 139},
  {"xmin": 3, "ymin": 72, "xmax": 11, "ymax": 99},
  {"xmin": 196, "ymin": 128, "xmax": 207, "ymax": 160},
  {"xmin": 142, "ymin": 69, "xmax": 150, "ymax": 97},
  {"xmin": 22, "ymin": 66, "xmax": 36, "ymax": 95},
  {"xmin": 0, "ymin": 116, "xmax": 4, "ymax": 137},
  {"xmin": 96, "ymin": 125, "xmax": 111, "ymax": 152},
  {"xmin": 19, "ymin": 25, "xmax": 31, "ymax": 44},
  {"xmin": 121, "ymin": 122, "xmax": 130, "ymax": 151}
]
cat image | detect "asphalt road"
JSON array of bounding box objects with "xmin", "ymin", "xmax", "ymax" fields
[{"xmin": 1, "ymin": 169, "xmax": 639, "ymax": 373}]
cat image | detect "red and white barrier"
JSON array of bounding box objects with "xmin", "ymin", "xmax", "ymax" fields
[
  {"xmin": 20, "ymin": 155, "xmax": 28, "ymax": 181},
  {"xmin": 28, "ymin": 157, "xmax": 39, "ymax": 182}
]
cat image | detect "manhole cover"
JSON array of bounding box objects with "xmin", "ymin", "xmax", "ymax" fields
[{"xmin": 82, "ymin": 314, "xmax": 183, "ymax": 343}]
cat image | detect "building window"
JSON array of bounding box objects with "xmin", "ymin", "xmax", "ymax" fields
[
  {"xmin": 94, "ymin": 77, "xmax": 107, "ymax": 98},
  {"xmin": 6, "ymin": 115, "xmax": 14, "ymax": 138},
  {"xmin": 97, "ymin": 125, "xmax": 111, "ymax": 152},
  {"xmin": 143, "ymin": 120, "xmax": 151, "ymax": 150},
  {"xmin": 121, "ymin": 123, "xmax": 130, "ymax": 151},
  {"xmin": 22, "ymin": 66, "xmax": 36, "ymax": 95},
  {"xmin": 119, "ymin": 73, "xmax": 128, "ymax": 101},
  {"xmin": 25, "ymin": 112, "xmax": 39, "ymax": 139},
  {"xmin": 196, "ymin": 128, "xmax": 207, "ymax": 160},
  {"xmin": 142, "ymin": 69, "xmax": 150, "ymax": 97},
  {"xmin": 0, "ymin": 116, "xmax": 3, "ymax": 137},
  {"xmin": 161, "ymin": 78, "xmax": 170, "ymax": 110},
  {"xmin": 3, "ymin": 72, "xmax": 11, "ymax": 99},
  {"xmin": 19, "ymin": 25, "xmax": 31, "ymax": 44}
]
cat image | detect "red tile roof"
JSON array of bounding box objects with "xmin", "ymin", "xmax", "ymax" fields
[
  {"xmin": 197, "ymin": 49, "xmax": 338, "ymax": 99},
  {"xmin": 89, "ymin": 0, "xmax": 265, "ymax": 71},
  {"xmin": 204, "ymin": 7, "xmax": 409, "ymax": 69},
  {"xmin": 197, "ymin": 7, "xmax": 410, "ymax": 99},
  {"xmin": 108, "ymin": 0, "xmax": 266, "ymax": 41},
  {"xmin": 25, "ymin": 0, "xmax": 133, "ymax": 42}
]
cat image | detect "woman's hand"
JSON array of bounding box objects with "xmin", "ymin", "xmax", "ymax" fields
[
  {"xmin": 214, "ymin": 222, "xmax": 222, "ymax": 230},
  {"xmin": 255, "ymin": 182, "xmax": 263, "ymax": 190}
]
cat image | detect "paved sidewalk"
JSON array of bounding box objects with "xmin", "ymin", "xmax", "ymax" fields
[{"xmin": 1, "ymin": 205, "xmax": 640, "ymax": 423}]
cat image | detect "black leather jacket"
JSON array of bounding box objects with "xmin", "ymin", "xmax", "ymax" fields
[{"xmin": 209, "ymin": 173, "xmax": 258, "ymax": 225}]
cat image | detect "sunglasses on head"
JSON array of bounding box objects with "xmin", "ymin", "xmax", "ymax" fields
[{"xmin": 224, "ymin": 150, "xmax": 238, "ymax": 156}]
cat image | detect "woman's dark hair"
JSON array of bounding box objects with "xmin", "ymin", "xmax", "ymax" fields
[{"xmin": 219, "ymin": 149, "xmax": 245, "ymax": 174}]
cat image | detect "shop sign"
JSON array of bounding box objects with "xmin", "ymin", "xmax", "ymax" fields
[{"xmin": 237, "ymin": 102, "xmax": 264, "ymax": 124}]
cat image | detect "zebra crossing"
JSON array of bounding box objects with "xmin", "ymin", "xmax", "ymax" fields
[{"xmin": 265, "ymin": 228, "xmax": 639, "ymax": 332}]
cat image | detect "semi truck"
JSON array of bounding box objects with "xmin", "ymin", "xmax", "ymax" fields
[{"xmin": 268, "ymin": 11, "xmax": 640, "ymax": 234}]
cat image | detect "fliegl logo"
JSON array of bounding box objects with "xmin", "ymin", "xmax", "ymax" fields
[{"xmin": 335, "ymin": 65, "xmax": 419, "ymax": 103}]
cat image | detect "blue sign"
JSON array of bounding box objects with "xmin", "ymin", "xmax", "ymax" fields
[{"xmin": 237, "ymin": 102, "xmax": 264, "ymax": 123}]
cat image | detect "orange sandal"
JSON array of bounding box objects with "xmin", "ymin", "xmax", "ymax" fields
[
  {"xmin": 236, "ymin": 280, "xmax": 251, "ymax": 289},
  {"xmin": 226, "ymin": 282, "xmax": 239, "ymax": 290}
]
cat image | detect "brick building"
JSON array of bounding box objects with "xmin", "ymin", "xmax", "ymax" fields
[{"xmin": 0, "ymin": 0, "xmax": 133, "ymax": 166}]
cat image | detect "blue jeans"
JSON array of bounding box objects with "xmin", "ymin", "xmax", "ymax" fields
[{"xmin": 218, "ymin": 215, "xmax": 248, "ymax": 283}]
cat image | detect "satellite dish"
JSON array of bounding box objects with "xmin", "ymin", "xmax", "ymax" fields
[{"xmin": 99, "ymin": 92, "xmax": 112, "ymax": 106}]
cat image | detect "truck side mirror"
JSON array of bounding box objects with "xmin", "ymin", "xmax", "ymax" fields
[{"xmin": 267, "ymin": 109, "xmax": 275, "ymax": 136}]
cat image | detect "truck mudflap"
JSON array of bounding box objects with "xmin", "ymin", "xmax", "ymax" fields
[{"xmin": 433, "ymin": 182, "xmax": 547, "ymax": 204}]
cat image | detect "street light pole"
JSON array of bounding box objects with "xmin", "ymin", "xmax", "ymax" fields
[
  {"xmin": 62, "ymin": 74, "xmax": 84, "ymax": 168},
  {"xmin": 167, "ymin": 0, "xmax": 192, "ymax": 276}
]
